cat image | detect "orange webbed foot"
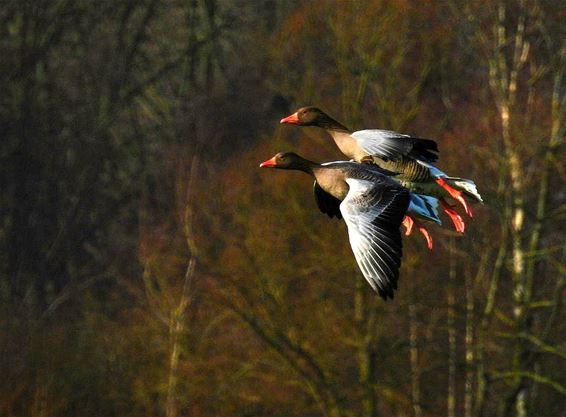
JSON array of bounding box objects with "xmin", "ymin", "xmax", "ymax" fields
[
  {"xmin": 404, "ymin": 216, "xmax": 433, "ymax": 249},
  {"xmin": 402, "ymin": 215, "xmax": 414, "ymax": 236},
  {"xmin": 435, "ymin": 178, "xmax": 473, "ymax": 218},
  {"xmin": 440, "ymin": 198, "xmax": 465, "ymax": 233},
  {"xmin": 417, "ymin": 225, "xmax": 433, "ymax": 250},
  {"xmin": 360, "ymin": 156, "xmax": 375, "ymax": 165}
]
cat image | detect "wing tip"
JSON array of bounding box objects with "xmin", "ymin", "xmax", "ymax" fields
[
  {"xmin": 411, "ymin": 138, "xmax": 439, "ymax": 162},
  {"xmin": 378, "ymin": 287, "xmax": 395, "ymax": 300},
  {"xmin": 376, "ymin": 276, "xmax": 398, "ymax": 300}
]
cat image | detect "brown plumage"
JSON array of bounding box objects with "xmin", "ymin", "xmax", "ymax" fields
[{"xmin": 260, "ymin": 152, "xmax": 410, "ymax": 300}]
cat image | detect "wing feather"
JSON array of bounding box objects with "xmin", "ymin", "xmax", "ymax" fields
[
  {"xmin": 339, "ymin": 177, "xmax": 409, "ymax": 300},
  {"xmin": 352, "ymin": 129, "xmax": 439, "ymax": 162}
]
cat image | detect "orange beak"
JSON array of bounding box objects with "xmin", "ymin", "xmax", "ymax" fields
[
  {"xmin": 259, "ymin": 156, "xmax": 277, "ymax": 168},
  {"xmin": 280, "ymin": 112, "xmax": 299, "ymax": 124}
]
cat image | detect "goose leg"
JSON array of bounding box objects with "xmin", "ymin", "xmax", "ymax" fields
[
  {"xmin": 402, "ymin": 215, "xmax": 414, "ymax": 236},
  {"xmin": 440, "ymin": 198, "xmax": 465, "ymax": 233},
  {"xmin": 403, "ymin": 215, "xmax": 433, "ymax": 250},
  {"xmin": 360, "ymin": 156, "xmax": 374, "ymax": 165},
  {"xmin": 416, "ymin": 222, "xmax": 433, "ymax": 250},
  {"xmin": 435, "ymin": 177, "xmax": 473, "ymax": 217}
]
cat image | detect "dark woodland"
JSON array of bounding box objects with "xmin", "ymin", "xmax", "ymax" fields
[{"xmin": 1, "ymin": 1, "xmax": 565, "ymax": 416}]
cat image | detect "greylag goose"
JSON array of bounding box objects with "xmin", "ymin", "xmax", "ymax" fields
[
  {"xmin": 280, "ymin": 106, "xmax": 483, "ymax": 232},
  {"xmin": 260, "ymin": 151, "xmax": 413, "ymax": 299},
  {"xmin": 313, "ymin": 161, "xmax": 441, "ymax": 249}
]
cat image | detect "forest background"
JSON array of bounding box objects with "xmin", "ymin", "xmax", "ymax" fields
[{"xmin": 1, "ymin": 1, "xmax": 565, "ymax": 417}]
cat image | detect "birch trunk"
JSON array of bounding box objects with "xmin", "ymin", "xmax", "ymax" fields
[
  {"xmin": 355, "ymin": 277, "xmax": 377, "ymax": 417},
  {"xmin": 488, "ymin": 3, "xmax": 531, "ymax": 415},
  {"xmin": 409, "ymin": 300, "xmax": 422, "ymax": 417},
  {"xmin": 165, "ymin": 257, "xmax": 195, "ymax": 417},
  {"xmin": 447, "ymin": 237, "xmax": 457, "ymax": 417},
  {"xmin": 165, "ymin": 136, "xmax": 201, "ymax": 417},
  {"xmin": 465, "ymin": 268, "xmax": 474, "ymax": 417},
  {"xmin": 524, "ymin": 48, "xmax": 565, "ymax": 298}
]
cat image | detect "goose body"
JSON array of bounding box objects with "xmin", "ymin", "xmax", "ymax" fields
[
  {"xmin": 280, "ymin": 106, "xmax": 483, "ymax": 230},
  {"xmin": 260, "ymin": 152, "xmax": 410, "ymax": 300},
  {"xmin": 314, "ymin": 161, "xmax": 441, "ymax": 226},
  {"xmin": 280, "ymin": 107, "xmax": 439, "ymax": 182}
]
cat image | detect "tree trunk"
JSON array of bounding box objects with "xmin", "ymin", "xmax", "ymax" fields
[
  {"xmin": 356, "ymin": 277, "xmax": 377, "ymax": 417},
  {"xmin": 447, "ymin": 237, "xmax": 457, "ymax": 417},
  {"xmin": 165, "ymin": 257, "xmax": 195, "ymax": 417},
  {"xmin": 409, "ymin": 300, "xmax": 422, "ymax": 417},
  {"xmin": 465, "ymin": 269, "xmax": 474, "ymax": 417}
]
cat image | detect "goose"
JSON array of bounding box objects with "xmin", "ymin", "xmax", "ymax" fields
[
  {"xmin": 260, "ymin": 151, "xmax": 416, "ymax": 299},
  {"xmin": 280, "ymin": 106, "xmax": 483, "ymax": 232},
  {"xmin": 313, "ymin": 161, "xmax": 441, "ymax": 249}
]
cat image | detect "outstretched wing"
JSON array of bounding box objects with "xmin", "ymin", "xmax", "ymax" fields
[
  {"xmin": 352, "ymin": 129, "xmax": 439, "ymax": 162},
  {"xmin": 339, "ymin": 177, "xmax": 410, "ymax": 300},
  {"xmin": 313, "ymin": 181, "xmax": 342, "ymax": 219}
]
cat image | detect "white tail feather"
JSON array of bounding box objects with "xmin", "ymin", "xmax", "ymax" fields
[
  {"xmin": 416, "ymin": 160, "xmax": 484, "ymax": 203},
  {"xmin": 447, "ymin": 178, "xmax": 483, "ymax": 203}
]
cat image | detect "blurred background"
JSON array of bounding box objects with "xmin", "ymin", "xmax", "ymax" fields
[{"xmin": 1, "ymin": 1, "xmax": 565, "ymax": 416}]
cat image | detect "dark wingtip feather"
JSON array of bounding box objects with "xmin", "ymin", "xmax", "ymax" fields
[
  {"xmin": 411, "ymin": 138, "xmax": 439, "ymax": 162},
  {"xmin": 378, "ymin": 288, "xmax": 395, "ymax": 300},
  {"xmin": 377, "ymin": 277, "xmax": 398, "ymax": 300}
]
